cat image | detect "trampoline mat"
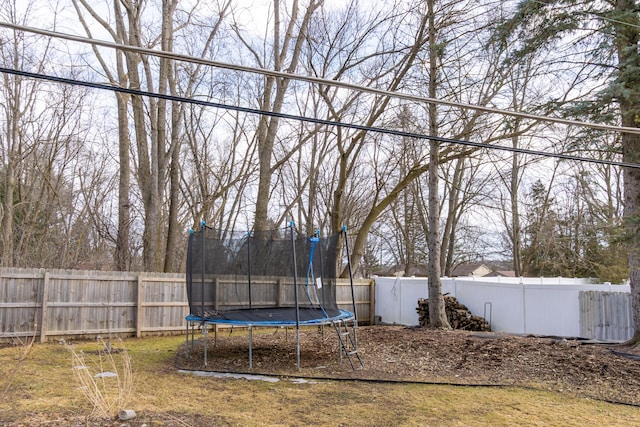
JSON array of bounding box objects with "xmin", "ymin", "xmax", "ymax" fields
[{"xmin": 187, "ymin": 307, "xmax": 352, "ymax": 326}]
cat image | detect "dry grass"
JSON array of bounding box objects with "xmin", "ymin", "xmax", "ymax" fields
[
  {"xmin": 0, "ymin": 334, "xmax": 639, "ymax": 426},
  {"xmin": 0, "ymin": 329, "xmax": 37, "ymax": 403},
  {"xmin": 68, "ymin": 340, "xmax": 133, "ymax": 419}
]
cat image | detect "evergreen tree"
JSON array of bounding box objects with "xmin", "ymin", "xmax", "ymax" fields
[{"xmin": 498, "ymin": 0, "xmax": 640, "ymax": 344}]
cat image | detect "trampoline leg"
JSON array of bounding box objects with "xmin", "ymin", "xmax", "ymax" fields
[
  {"xmin": 249, "ymin": 326, "xmax": 253, "ymax": 370},
  {"xmin": 203, "ymin": 324, "xmax": 208, "ymax": 367},
  {"xmin": 185, "ymin": 322, "xmax": 189, "ymax": 357},
  {"xmin": 296, "ymin": 327, "xmax": 300, "ymax": 371}
]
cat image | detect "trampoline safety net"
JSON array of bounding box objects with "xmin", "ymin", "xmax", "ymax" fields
[{"xmin": 185, "ymin": 226, "xmax": 344, "ymax": 324}]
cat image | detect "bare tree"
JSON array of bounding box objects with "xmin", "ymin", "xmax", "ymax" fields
[
  {"xmin": 328, "ymin": 0, "xmax": 510, "ymax": 279},
  {"xmin": 231, "ymin": 0, "xmax": 323, "ymax": 232},
  {"xmin": 297, "ymin": 1, "xmax": 433, "ymax": 275},
  {"xmin": 0, "ymin": 1, "xmax": 40, "ymax": 266},
  {"xmin": 72, "ymin": 0, "xmax": 231, "ymax": 271},
  {"xmin": 0, "ymin": 1, "xmax": 96, "ymax": 268},
  {"xmin": 179, "ymin": 96, "xmax": 258, "ymax": 234},
  {"xmin": 423, "ymin": 0, "xmax": 449, "ymax": 328}
]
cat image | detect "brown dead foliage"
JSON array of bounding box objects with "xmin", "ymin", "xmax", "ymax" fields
[{"xmin": 175, "ymin": 325, "xmax": 640, "ymax": 405}]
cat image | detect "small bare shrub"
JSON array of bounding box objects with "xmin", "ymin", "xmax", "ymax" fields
[
  {"xmin": 69, "ymin": 340, "xmax": 133, "ymax": 419},
  {"xmin": 0, "ymin": 324, "xmax": 37, "ymax": 402}
]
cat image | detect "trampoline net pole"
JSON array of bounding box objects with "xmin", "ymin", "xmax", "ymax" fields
[
  {"xmin": 290, "ymin": 221, "xmax": 301, "ymax": 370},
  {"xmin": 186, "ymin": 229, "xmax": 194, "ymax": 355},
  {"xmin": 247, "ymin": 231, "xmax": 252, "ymax": 309},
  {"xmin": 342, "ymin": 226, "xmax": 358, "ymax": 322},
  {"xmin": 200, "ymin": 222, "xmax": 205, "ymax": 318},
  {"xmin": 201, "ymin": 223, "xmax": 207, "ymax": 367},
  {"xmin": 185, "ymin": 321, "xmax": 189, "ymax": 357},
  {"xmin": 317, "ymin": 231, "xmax": 328, "ymax": 314}
]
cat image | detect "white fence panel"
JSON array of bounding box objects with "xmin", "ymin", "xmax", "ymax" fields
[
  {"xmin": 523, "ymin": 285, "xmax": 585, "ymax": 336},
  {"xmin": 374, "ymin": 276, "xmax": 632, "ymax": 340},
  {"xmin": 444, "ymin": 280, "xmax": 526, "ymax": 333},
  {"xmin": 374, "ymin": 277, "xmax": 427, "ymax": 326}
]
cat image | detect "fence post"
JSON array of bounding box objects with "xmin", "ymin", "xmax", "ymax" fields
[
  {"xmin": 136, "ymin": 274, "xmax": 144, "ymax": 338},
  {"xmin": 277, "ymin": 278, "xmax": 284, "ymax": 307},
  {"xmin": 39, "ymin": 271, "xmax": 50, "ymax": 343},
  {"xmin": 521, "ymin": 283, "xmax": 527, "ymax": 334},
  {"xmin": 369, "ymin": 279, "xmax": 375, "ymax": 325}
]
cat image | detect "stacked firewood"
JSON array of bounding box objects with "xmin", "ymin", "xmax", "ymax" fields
[{"xmin": 417, "ymin": 294, "xmax": 491, "ymax": 331}]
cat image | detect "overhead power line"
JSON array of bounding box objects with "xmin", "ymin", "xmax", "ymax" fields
[
  {"xmin": 1, "ymin": 66, "xmax": 637, "ymax": 170},
  {"xmin": 1, "ymin": 21, "xmax": 640, "ymax": 136}
]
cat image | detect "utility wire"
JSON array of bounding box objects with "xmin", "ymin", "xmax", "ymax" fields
[
  {"xmin": 2, "ymin": 66, "xmax": 637, "ymax": 170},
  {"xmin": 2, "ymin": 21, "xmax": 640, "ymax": 136}
]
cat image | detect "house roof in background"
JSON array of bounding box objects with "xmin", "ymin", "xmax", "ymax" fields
[{"xmin": 451, "ymin": 262, "xmax": 491, "ymax": 277}]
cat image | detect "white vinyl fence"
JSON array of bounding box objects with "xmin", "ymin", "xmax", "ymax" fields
[{"xmin": 374, "ymin": 276, "xmax": 633, "ymax": 341}]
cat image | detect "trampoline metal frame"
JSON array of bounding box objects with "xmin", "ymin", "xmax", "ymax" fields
[{"xmin": 185, "ymin": 309, "xmax": 354, "ymax": 369}]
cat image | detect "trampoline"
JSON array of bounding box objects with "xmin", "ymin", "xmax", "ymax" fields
[{"xmin": 184, "ymin": 221, "xmax": 362, "ymax": 370}]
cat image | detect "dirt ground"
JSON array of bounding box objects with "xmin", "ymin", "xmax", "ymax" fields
[{"xmin": 175, "ymin": 324, "xmax": 640, "ymax": 406}]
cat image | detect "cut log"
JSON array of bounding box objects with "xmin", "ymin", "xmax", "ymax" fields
[{"xmin": 416, "ymin": 295, "xmax": 490, "ymax": 331}]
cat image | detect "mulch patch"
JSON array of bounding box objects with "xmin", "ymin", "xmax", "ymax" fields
[{"xmin": 175, "ymin": 325, "xmax": 640, "ymax": 405}]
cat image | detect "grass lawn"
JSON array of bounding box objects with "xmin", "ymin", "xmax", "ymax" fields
[{"xmin": 1, "ymin": 334, "xmax": 639, "ymax": 426}]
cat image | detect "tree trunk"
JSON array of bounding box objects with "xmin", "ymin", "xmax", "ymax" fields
[
  {"xmin": 132, "ymin": 0, "xmax": 177, "ymax": 271},
  {"xmin": 1, "ymin": 85, "xmax": 19, "ymax": 266},
  {"xmin": 440, "ymin": 157, "xmax": 464, "ymax": 276},
  {"xmin": 510, "ymin": 128, "xmax": 522, "ymax": 277},
  {"xmin": 1, "ymin": 143, "xmax": 16, "ymax": 267},
  {"xmin": 624, "ymin": 135, "xmax": 640, "ymax": 344},
  {"xmin": 114, "ymin": 92, "xmax": 131, "ymax": 271},
  {"xmin": 164, "ymin": 101, "xmax": 182, "ymax": 272},
  {"xmin": 615, "ymin": 0, "xmax": 640, "ymax": 345},
  {"xmin": 426, "ymin": 0, "xmax": 450, "ymax": 329}
]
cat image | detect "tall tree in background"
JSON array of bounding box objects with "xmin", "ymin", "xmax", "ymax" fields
[
  {"xmin": 570, "ymin": 139, "xmax": 627, "ymax": 282},
  {"xmin": 72, "ymin": 0, "xmax": 149, "ymax": 270},
  {"xmin": 521, "ymin": 179, "xmax": 562, "ymax": 275},
  {"xmin": 500, "ymin": 0, "xmax": 640, "ymax": 344},
  {"xmin": 235, "ymin": 0, "xmax": 322, "ymax": 232},
  {"xmin": 0, "ymin": 1, "xmax": 43, "ymax": 267},
  {"xmin": 493, "ymin": 53, "xmax": 541, "ymax": 277},
  {"xmin": 616, "ymin": 0, "xmax": 640, "ymax": 346},
  {"xmin": 303, "ymin": 1, "xmax": 443, "ymax": 278},
  {"xmin": 424, "ymin": 0, "xmax": 450, "ymax": 328},
  {"xmin": 73, "ymin": 0, "xmax": 230, "ymax": 271},
  {"xmin": 0, "ymin": 1, "xmax": 97, "ymax": 268}
]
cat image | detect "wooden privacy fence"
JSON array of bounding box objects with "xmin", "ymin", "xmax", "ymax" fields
[
  {"xmin": 579, "ymin": 291, "xmax": 634, "ymax": 341},
  {"xmin": 0, "ymin": 268, "xmax": 374, "ymax": 342}
]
